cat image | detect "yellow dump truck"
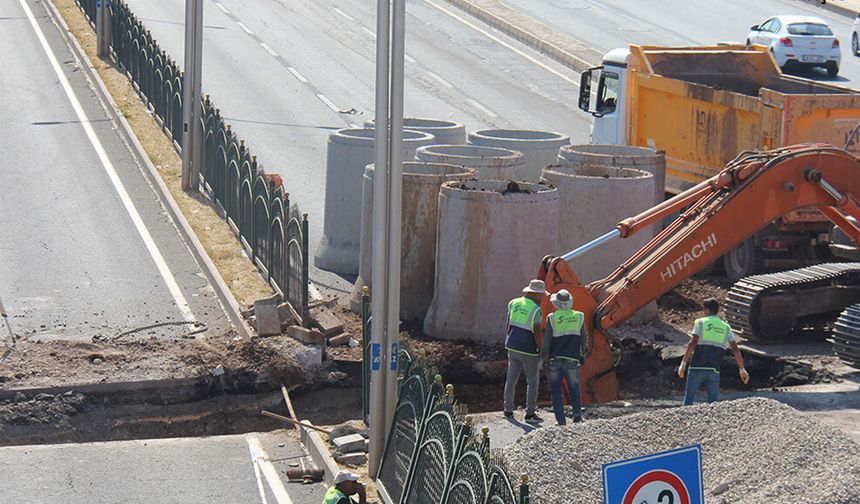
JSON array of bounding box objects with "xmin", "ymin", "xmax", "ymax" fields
[{"xmin": 578, "ymin": 44, "xmax": 860, "ymax": 279}]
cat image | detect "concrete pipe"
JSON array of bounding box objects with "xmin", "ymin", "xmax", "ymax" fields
[
  {"xmin": 349, "ymin": 162, "xmax": 476, "ymax": 319},
  {"xmin": 314, "ymin": 128, "xmax": 435, "ymax": 274},
  {"xmin": 364, "ymin": 118, "xmax": 467, "ymax": 145},
  {"xmin": 558, "ymin": 144, "xmax": 666, "ymax": 206},
  {"xmin": 468, "ymin": 129, "xmax": 570, "ymax": 182},
  {"xmin": 424, "ymin": 180, "xmax": 559, "ymax": 342},
  {"xmin": 415, "ymin": 144, "xmax": 525, "ymax": 181}
]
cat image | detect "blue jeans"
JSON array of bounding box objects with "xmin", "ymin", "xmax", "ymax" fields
[
  {"xmin": 683, "ymin": 368, "xmax": 720, "ymax": 405},
  {"xmin": 548, "ymin": 358, "xmax": 581, "ymax": 425}
]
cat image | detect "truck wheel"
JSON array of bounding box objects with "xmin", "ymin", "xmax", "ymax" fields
[
  {"xmin": 724, "ymin": 238, "xmax": 765, "ymax": 282},
  {"xmin": 853, "ymin": 33, "xmax": 859, "ymax": 55},
  {"xmin": 827, "ymin": 62, "xmax": 839, "ymax": 78}
]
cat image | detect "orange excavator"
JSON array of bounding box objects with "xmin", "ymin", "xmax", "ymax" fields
[{"xmin": 537, "ymin": 144, "xmax": 860, "ymax": 404}]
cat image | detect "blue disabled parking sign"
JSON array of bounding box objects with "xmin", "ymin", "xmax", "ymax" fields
[{"xmin": 602, "ymin": 445, "xmax": 704, "ymax": 504}]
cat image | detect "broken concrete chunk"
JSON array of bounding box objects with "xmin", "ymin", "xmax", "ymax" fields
[
  {"xmin": 254, "ymin": 303, "xmax": 281, "ymax": 336},
  {"xmin": 328, "ymin": 332, "xmax": 352, "ymax": 347},
  {"xmin": 277, "ymin": 303, "xmax": 296, "ymax": 326},
  {"xmin": 334, "ymin": 452, "xmax": 367, "ymax": 466},
  {"xmin": 329, "ymin": 421, "xmax": 368, "ymax": 443},
  {"xmin": 286, "ymin": 326, "xmax": 326, "ymax": 345},
  {"xmin": 309, "ymin": 305, "xmax": 343, "ymax": 336},
  {"xmin": 332, "ymin": 434, "xmax": 367, "ymax": 453}
]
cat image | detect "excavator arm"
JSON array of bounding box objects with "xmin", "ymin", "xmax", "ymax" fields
[{"xmin": 540, "ymin": 145, "xmax": 860, "ymax": 403}]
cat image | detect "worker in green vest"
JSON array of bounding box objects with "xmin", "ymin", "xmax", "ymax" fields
[
  {"xmin": 323, "ymin": 470, "xmax": 366, "ymax": 504},
  {"xmin": 678, "ymin": 297, "xmax": 749, "ymax": 405},
  {"xmin": 503, "ymin": 279, "xmax": 547, "ymax": 424},
  {"xmin": 541, "ymin": 289, "xmax": 587, "ymax": 425}
]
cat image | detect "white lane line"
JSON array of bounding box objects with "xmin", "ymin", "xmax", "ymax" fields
[
  {"xmin": 467, "ymin": 98, "xmax": 497, "ymax": 118},
  {"xmin": 317, "ymin": 93, "xmax": 341, "ymax": 113},
  {"xmin": 333, "ymin": 7, "xmax": 354, "ymax": 21},
  {"xmin": 286, "ymin": 66, "xmax": 308, "ymax": 83},
  {"xmin": 361, "ymin": 26, "xmax": 377, "ymax": 39},
  {"xmin": 423, "ymin": 0, "xmax": 580, "ymax": 88},
  {"xmin": 260, "ymin": 42, "xmax": 278, "ymax": 57},
  {"xmin": 426, "ymin": 70, "xmax": 454, "ymax": 88},
  {"xmin": 246, "ymin": 436, "xmax": 293, "ymax": 504},
  {"xmin": 214, "ymin": 1, "xmax": 230, "ymax": 15},
  {"xmin": 246, "ymin": 439, "xmax": 270, "ymax": 504},
  {"xmin": 405, "ymin": 54, "xmax": 416, "ymax": 64},
  {"xmin": 19, "ymin": 0, "xmax": 195, "ymax": 322},
  {"xmin": 236, "ymin": 21, "xmax": 253, "ymax": 35}
]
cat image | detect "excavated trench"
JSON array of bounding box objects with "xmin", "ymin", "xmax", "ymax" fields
[{"xmin": 0, "ymin": 337, "xmax": 835, "ymax": 447}]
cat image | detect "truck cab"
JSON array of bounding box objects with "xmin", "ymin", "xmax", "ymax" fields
[{"xmin": 579, "ymin": 48, "xmax": 630, "ymax": 145}]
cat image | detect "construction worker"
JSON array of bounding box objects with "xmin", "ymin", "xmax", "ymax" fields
[
  {"xmin": 678, "ymin": 297, "xmax": 750, "ymax": 405},
  {"xmin": 323, "ymin": 470, "xmax": 366, "ymax": 504},
  {"xmin": 541, "ymin": 289, "xmax": 586, "ymax": 425},
  {"xmin": 503, "ymin": 279, "xmax": 546, "ymax": 424}
]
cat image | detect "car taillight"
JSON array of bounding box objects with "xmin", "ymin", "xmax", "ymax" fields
[
  {"xmin": 833, "ymin": 39, "xmax": 840, "ymax": 48},
  {"xmin": 780, "ymin": 37, "xmax": 793, "ymax": 46}
]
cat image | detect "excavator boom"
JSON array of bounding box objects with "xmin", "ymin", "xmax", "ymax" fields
[{"xmin": 541, "ymin": 145, "xmax": 860, "ymax": 403}]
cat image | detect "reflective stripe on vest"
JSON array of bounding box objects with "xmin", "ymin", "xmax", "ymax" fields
[
  {"xmin": 548, "ymin": 309, "xmax": 584, "ymax": 361},
  {"xmin": 689, "ymin": 316, "xmax": 730, "ymax": 372},
  {"xmin": 506, "ymin": 297, "xmax": 540, "ymax": 355},
  {"xmin": 324, "ymin": 486, "xmax": 348, "ymax": 504}
]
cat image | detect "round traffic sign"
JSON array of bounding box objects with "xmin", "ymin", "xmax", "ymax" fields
[{"xmin": 621, "ymin": 470, "xmax": 690, "ymax": 504}]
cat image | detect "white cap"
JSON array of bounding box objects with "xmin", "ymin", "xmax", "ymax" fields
[
  {"xmin": 551, "ymin": 289, "xmax": 573, "ymax": 309},
  {"xmin": 334, "ymin": 470, "xmax": 360, "ymax": 484},
  {"xmin": 522, "ymin": 279, "xmax": 547, "ymax": 295}
]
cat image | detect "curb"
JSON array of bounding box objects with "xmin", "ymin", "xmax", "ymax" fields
[
  {"xmin": 281, "ymin": 386, "xmax": 340, "ymax": 485},
  {"xmin": 44, "ymin": 0, "xmax": 253, "ymax": 342},
  {"xmin": 441, "ymin": 0, "xmax": 599, "ymax": 74},
  {"xmin": 818, "ymin": 0, "xmax": 859, "ymax": 19}
]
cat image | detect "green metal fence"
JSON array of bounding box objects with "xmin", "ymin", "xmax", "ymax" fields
[{"xmin": 74, "ymin": 0, "xmax": 310, "ymax": 325}]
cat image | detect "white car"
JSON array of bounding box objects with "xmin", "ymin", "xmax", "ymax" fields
[
  {"xmin": 747, "ymin": 15, "xmax": 841, "ymax": 77},
  {"xmin": 852, "ymin": 13, "xmax": 860, "ymax": 55}
]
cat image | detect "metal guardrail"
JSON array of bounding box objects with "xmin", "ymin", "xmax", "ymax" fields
[{"xmin": 74, "ymin": 0, "xmax": 310, "ymax": 326}]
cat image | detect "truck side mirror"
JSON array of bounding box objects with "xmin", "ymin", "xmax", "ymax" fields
[
  {"xmin": 579, "ymin": 69, "xmax": 593, "ymax": 113},
  {"xmin": 750, "ymin": 24, "xmax": 759, "ymax": 31}
]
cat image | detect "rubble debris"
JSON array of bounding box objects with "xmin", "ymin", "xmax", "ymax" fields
[
  {"xmin": 310, "ymin": 305, "xmax": 343, "ymax": 336},
  {"xmin": 286, "ymin": 326, "xmax": 325, "ymax": 346},
  {"xmin": 504, "ymin": 397, "xmax": 860, "ymax": 503},
  {"xmin": 332, "ymin": 433, "xmax": 366, "ymax": 453},
  {"xmin": 328, "ymin": 332, "xmax": 352, "ymax": 347},
  {"xmin": 254, "ymin": 303, "xmax": 281, "ymax": 336}
]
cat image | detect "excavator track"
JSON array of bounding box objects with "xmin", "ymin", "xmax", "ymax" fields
[
  {"xmin": 725, "ymin": 263, "xmax": 860, "ymax": 343},
  {"xmin": 833, "ymin": 304, "xmax": 860, "ymax": 368}
]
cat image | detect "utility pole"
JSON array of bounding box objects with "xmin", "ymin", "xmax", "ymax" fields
[
  {"xmin": 95, "ymin": 0, "xmax": 111, "ymax": 57},
  {"xmin": 368, "ymin": 0, "xmax": 406, "ymax": 478},
  {"xmin": 181, "ymin": 0, "xmax": 204, "ymax": 191}
]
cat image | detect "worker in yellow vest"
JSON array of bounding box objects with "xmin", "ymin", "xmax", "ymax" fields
[
  {"xmin": 503, "ymin": 279, "xmax": 547, "ymax": 424},
  {"xmin": 678, "ymin": 297, "xmax": 749, "ymax": 405},
  {"xmin": 541, "ymin": 289, "xmax": 587, "ymax": 425},
  {"xmin": 323, "ymin": 470, "xmax": 366, "ymax": 504}
]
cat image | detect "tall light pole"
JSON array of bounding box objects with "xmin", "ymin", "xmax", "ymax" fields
[
  {"xmin": 368, "ymin": 0, "xmax": 406, "ymax": 478},
  {"xmin": 181, "ymin": 0, "xmax": 203, "ymax": 191}
]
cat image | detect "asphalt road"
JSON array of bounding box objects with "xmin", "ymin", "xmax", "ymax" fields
[
  {"xmin": 0, "ymin": 431, "xmax": 327, "ymax": 504},
  {"xmin": 503, "ymin": 0, "xmax": 860, "ymax": 85},
  {"xmin": 0, "ymin": 0, "xmax": 229, "ymax": 342},
  {"xmin": 122, "ymin": 0, "xmax": 590, "ymax": 292}
]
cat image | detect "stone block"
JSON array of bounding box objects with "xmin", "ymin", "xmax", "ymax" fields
[
  {"xmin": 310, "ymin": 305, "xmax": 343, "ymax": 335},
  {"xmin": 286, "ymin": 325, "xmax": 325, "ymax": 345},
  {"xmin": 254, "ymin": 303, "xmax": 281, "ymax": 336},
  {"xmin": 332, "ymin": 433, "xmax": 367, "ymax": 453},
  {"xmin": 328, "ymin": 332, "xmax": 352, "ymax": 347},
  {"xmin": 334, "ymin": 452, "xmax": 367, "ymax": 466}
]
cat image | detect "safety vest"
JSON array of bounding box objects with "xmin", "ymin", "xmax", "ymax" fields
[
  {"xmin": 547, "ymin": 309, "xmax": 584, "ymax": 361},
  {"xmin": 323, "ymin": 486, "xmax": 350, "ymax": 504},
  {"xmin": 689, "ymin": 315, "xmax": 731, "ymax": 372},
  {"xmin": 505, "ymin": 297, "xmax": 541, "ymax": 355}
]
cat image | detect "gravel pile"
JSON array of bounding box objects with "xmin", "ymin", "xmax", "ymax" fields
[{"xmin": 503, "ymin": 397, "xmax": 860, "ymax": 503}]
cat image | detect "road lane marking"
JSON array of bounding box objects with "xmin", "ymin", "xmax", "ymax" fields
[
  {"xmin": 317, "ymin": 93, "xmax": 341, "ymax": 113},
  {"xmin": 333, "ymin": 7, "xmax": 354, "ymax": 21},
  {"xmin": 19, "ymin": 0, "xmax": 195, "ymax": 322},
  {"xmin": 405, "ymin": 54, "xmax": 416, "ymax": 63},
  {"xmin": 236, "ymin": 21, "xmax": 253, "ymax": 35},
  {"xmin": 246, "ymin": 440, "xmax": 270, "ymax": 504},
  {"xmin": 246, "ymin": 436, "xmax": 294, "ymax": 504},
  {"xmin": 467, "ymin": 98, "xmax": 497, "ymax": 117},
  {"xmin": 214, "ymin": 1, "xmax": 230, "ymax": 15},
  {"xmin": 260, "ymin": 42, "xmax": 278, "ymax": 57},
  {"xmin": 422, "ymin": 0, "xmax": 580, "ymax": 88},
  {"xmin": 361, "ymin": 26, "xmax": 377, "ymax": 39},
  {"xmin": 286, "ymin": 66, "xmax": 308, "ymax": 83},
  {"xmin": 426, "ymin": 70, "xmax": 454, "ymax": 88}
]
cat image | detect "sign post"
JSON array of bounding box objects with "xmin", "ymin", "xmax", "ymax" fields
[{"xmin": 602, "ymin": 445, "xmax": 704, "ymax": 504}]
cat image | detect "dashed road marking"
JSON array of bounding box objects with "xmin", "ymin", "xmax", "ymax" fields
[
  {"xmin": 361, "ymin": 26, "xmax": 376, "ymax": 39},
  {"xmin": 405, "ymin": 54, "xmax": 416, "ymax": 63},
  {"xmin": 333, "ymin": 7, "xmax": 354, "ymax": 21},
  {"xmin": 260, "ymin": 42, "xmax": 278, "ymax": 57},
  {"xmin": 287, "ymin": 66, "xmax": 308, "ymax": 83},
  {"xmin": 316, "ymin": 93, "xmax": 341, "ymax": 113},
  {"xmin": 214, "ymin": 1, "xmax": 230, "ymax": 15},
  {"xmin": 236, "ymin": 21, "xmax": 253, "ymax": 35},
  {"xmin": 467, "ymin": 98, "xmax": 497, "ymax": 117},
  {"xmin": 426, "ymin": 70, "xmax": 453, "ymax": 88}
]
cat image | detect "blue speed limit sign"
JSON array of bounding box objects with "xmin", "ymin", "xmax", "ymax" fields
[{"xmin": 602, "ymin": 445, "xmax": 704, "ymax": 504}]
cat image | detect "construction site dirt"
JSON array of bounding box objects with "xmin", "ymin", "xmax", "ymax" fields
[{"xmin": 2, "ymin": 276, "xmax": 857, "ymax": 448}]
